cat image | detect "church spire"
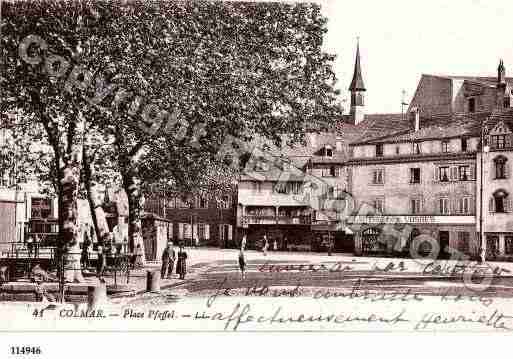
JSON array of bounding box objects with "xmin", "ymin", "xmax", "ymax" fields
[
  {"xmin": 349, "ymin": 38, "xmax": 366, "ymax": 91},
  {"xmin": 498, "ymin": 59, "xmax": 506, "ymax": 85}
]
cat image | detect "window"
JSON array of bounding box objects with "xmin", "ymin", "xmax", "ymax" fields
[
  {"xmin": 457, "ymin": 232, "xmax": 470, "ymax": 253},
  {"xmin": 441, "ymin": 141, "xmax": 449, "ymax": 153},
  {"xmin": 197, "ymin": 223, "xmax": 210, "ymax": 240},
  {"xmin": 439, "ymin": 166, "xmax": 450, "ymax": 182},
  {"xmin": 492, "ymin": 135, "xmax": 506, "ymax": 149},
  {"xmin": 410, "ymin": 168, "xmax": 421, "ymax": 184},
  {"xmin": 325, "ymin": 147, "xmax": 333, "ymax": 157},
  {"xmin": 333, "ymin": 186, "xmax": 344, "ymax": 199},
  {"xmin": 274, "ymin": 182, "xmax": 287, "ymax": 194},
  {"xmin": 494, "ymin": 156, "xmax": 507, "ymax": 179},
  {"xmin": 376, "ymin": 144, "xmax": 383, "ymax": 157},
  {"xmin": 491, "ymin": 189, "xmax": 509, "ymax": 213},
  {"xmin": 458, "ymin": 197, "xmax": 472, "ymax": 214},
  {"xmin": 468, "ymin": 98, "xmax": 476, "ymax": 113},
  {"xmin": 439, "ymin": 197, "xmax": 450, "ymax": 214},
  {"xmin": 461, "ymin": 138, "xmax": 468, "ymax": 152},
  {"xmin": 218, "ymin": 195, "xmax": 231, "ymax": 209},
  {"xmin": 289, "ymin": 182, "xmax": 302, "ymax": 195},
  {"xmin": 329, "ymin": 166, "xmax": 336, "ymax": 177},
  {"xmin": 413, "ymin": 142, "xmax": 421, "ymax": 154},
  {"xmin": 31, "ymin": 198, "xmax": 52, "ymax": 219},
  {"xmin": 411, "ymin": 198, "xmax": 421, "ymax": 214},
  {"xmin": 505, "ymin": 97, "xmax": 511, "ymax": 108},
  {"xmin": 372, "ymin": 198, "xmax": 384, "ymax": 213},
  {"xmin": 395, "ymin": 146, "xmax": 400, "ymax": 155},
  {"xmin": 459, "ymin": 165, "xmax": 470, "ymax": 181},
  {"xmin": 327, "ymin": 186, "xmax": 335, "ymax": 199},
  {"xmin": 506, "ymin": 236, "xmax": 513, "ymax": 255},
  {"xmin": 372, "ymin": 169, "xmax": 384, "ymax": 184},
  {"xmin": 197, "ymin": 196, "xmax": 208, "ymax": 209}
]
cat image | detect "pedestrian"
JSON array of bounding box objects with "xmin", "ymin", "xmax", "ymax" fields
[
  {"xmin": 167, "ymin": 242, "xmax": 176, "ymax": 279},
  {"xmin": 176, "ymin": 245, "xmax": 188, "ymax": 280},
  {"xmin": 34, "ymin": 234, "xmax": 40, "ymax": 258},
  {"xmin": 283, "ymin": 236, "xmax": 288, "ymax": 251},
  {"xmin": 81, "ymin": 237, "xmax": 91, "ymax": 270},
  {"xmin": 262, "ymin": 234, "xmax": 268, "ymax": 256},
  {"xmin": 134, "ymin": 244, "xmax": 144, "ymax": 268},
  {"xmin": 238, "ymin": 249, "xmax": 246, "ymax": 280},
  {"xmin": 96, "ymin": 245, "xmax": 106, "ymax": 283},
  {"xmin": 273, "ymin": 239, "xmax": 277, "ymax": 252},
  {"xmin": 26, "ymin": 235, "xmax": 33, "ymax": 258},
  {"xmin": 241, "ymin": 234, "xmax": 247, "ymax": 250},
  {"xmin": 161, "ymin": 243, "xmax": 171, "ymax": 279}
]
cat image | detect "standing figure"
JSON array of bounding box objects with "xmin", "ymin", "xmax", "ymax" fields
[
  {"xmin": 176, "ymin": 245, "xmax": 188, "ymax": 280},
  {"xmin": 81, "ymin": 237, "xmax": 91, "ymax": 270},
  {"xmin": 167, "ymin": 243, "xmax": 176, "ymax": 279},
  {"xmin": 283, "ymin": 236, "xmax": 288, "ymax": 251},
  {"xmin": 241, "ymin": 234, "xmax": 247, "ymax": 251},
  {"xmin": 238, "ymin": 249, "xmax": 246, "ymax": 280},
  {"xmin": 262, "ymin": 234, "xmax": 268, "ymax": 256},
  {"xmin": 34, "ymin": 234, "xmax": 41, "ymax": 258},
  {"xmin": 134, "ymin": 244, "xmax": 144, "ymax": 268},
  {"xmin": 26, "ymin": 235, "xmax": 33, "ymax": 258},
  {"xmin": 161, "ymin": 243, "xmax": 173, "ymax": 279},
  {"xmin": 273, "ymin": 239, "xmax": 277, "ymax": 252}
]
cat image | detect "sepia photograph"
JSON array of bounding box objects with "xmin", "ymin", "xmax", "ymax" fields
[{"xmin": 1, "ymin": 0, "xmax": 513, "ymax": 356}]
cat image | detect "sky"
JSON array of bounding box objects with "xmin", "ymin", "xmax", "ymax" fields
[{"xmin": 314, "ymin": 0, "xmax": 513, "ymax": 114}]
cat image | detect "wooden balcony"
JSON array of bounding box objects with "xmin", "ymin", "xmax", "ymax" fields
[{"xmin": 242, "ymin": 215, "xmax": 311, "ymax": 226}]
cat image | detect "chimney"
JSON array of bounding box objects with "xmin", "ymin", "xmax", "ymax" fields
[
  {"xmin": 335, "ymin": 137, "xmax": 343, "ymax": 152},
  {"xmin": 410, "ymin": 107, "xmax": 420, "ymax": 132}
]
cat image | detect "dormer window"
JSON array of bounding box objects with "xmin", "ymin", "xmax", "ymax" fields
[{"xmin": 323, "ymin": 146, "xmax": 333, "ymax": 157}]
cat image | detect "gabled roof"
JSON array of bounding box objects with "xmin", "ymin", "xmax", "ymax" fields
[
  {"xmin": 336, "ymin": 113, "xmax": 410, "ymax": 144},
  {"xmin": 423, "ymin": 74, "xmax": 513, "ymax": 88},
  {"xmin": 350, "ymin": 111, "xmax": 490, "ymax": 145}
]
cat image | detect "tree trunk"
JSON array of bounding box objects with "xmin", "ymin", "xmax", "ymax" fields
[
  {"xmin": 123, "ymin": 171, "xmax": 146, "ymax": 265},
  {"xmin": 82, "ymin": 150, "xmax": 110, "ymax": 244},
  {"xmin": 59, "ymin": 161, "xmax": 85, "ymax": 283}
]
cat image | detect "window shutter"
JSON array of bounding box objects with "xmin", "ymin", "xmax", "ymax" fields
[
  {"xmin": 193, "ymin": 224, "xmax": 198, "ymax": 239},
  {"xmin": 470, "ymin": 198, "xmax": 475, "ymax": 215},
  {"xmin": 489, "ymin": 198, "xmax": 495, "ymax": 213},
  {"xmin": 469, "ymin": 165, "xmax": 476, "ymax": 180},
  {"xmin": 505, "ymin": 198, "xmax": 511, "ymax": 213},
  {"xmin": 434, "ymin": 167, "xmax": 439, "ymax": 182},
  {"xmin": 228, "ymin": 225, "xmax": 233, "ymax": 241},
  {"xmin": 506, "ymin": 163, "xmax": 510, "ymax": 179},
  {"xmin": 205, "ymin": 224, "xmax": 210, "ymax": 239},
  {"xmin": 450, "ymin": 166, "xmax": 458, "ymax": 181}
]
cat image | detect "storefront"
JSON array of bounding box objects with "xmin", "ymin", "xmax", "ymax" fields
[{"xmin": 349, "ymin": 215, "xmax": 477, "ymax": 259}]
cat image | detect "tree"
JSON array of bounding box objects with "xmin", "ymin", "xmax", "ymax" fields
[
  {"xmin": 1, "ymin": 0, "xmax": 113, "ymax": 282},
  {"xmin": 86, "ymin": 0, "xmax": 343, "ymax": 254}
]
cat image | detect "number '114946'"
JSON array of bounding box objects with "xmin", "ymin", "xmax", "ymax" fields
[{"xmin": 10, "ymin": 346, "xmax": 41, "ymax": 355}]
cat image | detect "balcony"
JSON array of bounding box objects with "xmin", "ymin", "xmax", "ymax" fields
[{"xmin": 242, "ymin": 215, "xmax": 311, "ymax": 226}]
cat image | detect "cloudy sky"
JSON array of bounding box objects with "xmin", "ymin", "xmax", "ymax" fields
[{"xmin": 315, "ymin": 0, "xmax": 513, "ymax": 114}]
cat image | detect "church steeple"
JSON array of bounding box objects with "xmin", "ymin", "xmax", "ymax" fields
[
  {"xmin": 349, "ymin": 38, "xmax": 366, "ymax": 91},
  {"xmin": 349, "ymin": 38, "xmax": 366, "ymax": 125}
]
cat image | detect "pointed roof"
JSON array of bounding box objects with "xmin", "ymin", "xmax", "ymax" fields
[{"xmin": 349, "ymin": 39, "xmax": 366, "ymax": 91}]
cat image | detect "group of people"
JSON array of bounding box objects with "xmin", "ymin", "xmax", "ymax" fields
[
  {"xmin": 25, "ymin": 234, "xmax": 41, "ymax": 258},
  {"xmin": 160, "ymin": 242, "xmax": 188, "ymax": 280}
]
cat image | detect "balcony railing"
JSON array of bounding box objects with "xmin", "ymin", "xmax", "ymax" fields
[{"xmin": 242, "ymin": 215, "xmax": 311, "ymax": 226}]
